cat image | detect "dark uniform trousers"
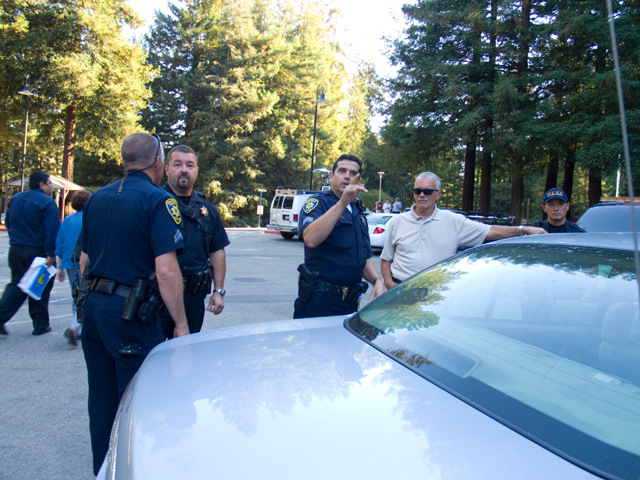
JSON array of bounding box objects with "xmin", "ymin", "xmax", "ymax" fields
[
  {"xmin": 293, "ymin": 291, "xmax": 358, "ymax": 319},
  {"xmin": 161, "ymin": 290, "xmax": 208, "ymax": 339},
  {"xmin": 82, "ymin": 291, "xmax": 163, "ymax": 474},
  {"xmin": 0, "ymin": 245, "xmax": 54, "ymax": 330}
]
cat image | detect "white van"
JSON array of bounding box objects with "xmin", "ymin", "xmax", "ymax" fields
[{"xmin": 267, "ymin": 189, "xmax": 319, "ymax": 239}]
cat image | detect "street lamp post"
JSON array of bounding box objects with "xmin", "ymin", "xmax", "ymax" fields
[
  {"xmin": 309, "ymin": 85, "xmax": 327, "ymax": 190},
  {"xmin": 18, "ymin": 76, "xmax": 35, "ymax": 192},
  {"xmin": 378, "ymin": 171, "xmax": 385, "ymax": 204}
]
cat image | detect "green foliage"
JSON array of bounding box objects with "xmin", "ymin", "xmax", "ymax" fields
[
  {"xmin": 0, "ymin": 0, "xmax": 152, "ymax": 190},
  {"xmin": 143, "ymin": 0, "xmax": 375, "ymax": 225},
  {"xmin": 384, "ymin": 0, "xmax": 640, "ymax": 218}
]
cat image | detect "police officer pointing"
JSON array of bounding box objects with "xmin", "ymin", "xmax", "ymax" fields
[
  {"xmin": 160, "ymin": 145, "xmax": 230, "ymax": 339},
  {"xmin": 294, "ymin": 154, "xmax": 385, "ymax": 319},
  {"xmin": 79, "ymin": 133, "xmax": 189, "ymax": 475}
]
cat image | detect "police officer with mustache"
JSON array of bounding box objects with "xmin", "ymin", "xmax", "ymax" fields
[{"xmin": 160, "ymin": 145, "xmax": 230, "ymax": 338}]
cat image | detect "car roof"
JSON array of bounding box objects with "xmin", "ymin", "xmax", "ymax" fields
[{"xmin": 491, "ymin": 232, "xmax": 640, "ymax": 252}]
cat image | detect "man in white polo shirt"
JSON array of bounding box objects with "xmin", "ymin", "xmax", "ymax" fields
[{"xmin": 380, "ymin": 172, "xmax": 546, "ymax": 289}]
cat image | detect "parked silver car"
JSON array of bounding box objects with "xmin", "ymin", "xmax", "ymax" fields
[
  {"xmin": 98, "ymin": 233, "xmax": 640, "ymax": 480},
  {"xmin": 578, "ymin": 199, "xmax": 640, "ymax": 232}
]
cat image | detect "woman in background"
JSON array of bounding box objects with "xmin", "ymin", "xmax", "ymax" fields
[{"xmin": 55, "ymin": 190, "xmax": 91, "ymax": 346}]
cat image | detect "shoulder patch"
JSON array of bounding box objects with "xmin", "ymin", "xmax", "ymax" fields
[
  {"xmin": 302, "ymin": 198, "xmax": 319, "ymax": 214},
  {"xmin": 165, "ymin": 198, "xmax": 182, "ymax": 225}
]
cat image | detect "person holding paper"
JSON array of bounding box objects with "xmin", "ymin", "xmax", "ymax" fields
[{"xmin": 0, "ymin": 170, "xmax": 60, "ymax": 337}]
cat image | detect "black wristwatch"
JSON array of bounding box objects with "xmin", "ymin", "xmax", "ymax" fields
[{"xmin": 213, "ymin": 288, "xmax": 226, "ymax": 297}]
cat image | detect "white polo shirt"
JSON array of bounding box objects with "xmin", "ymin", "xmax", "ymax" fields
[{"xmin": 381, "ymin": 206, "xmax": 491, "ymax": 281}]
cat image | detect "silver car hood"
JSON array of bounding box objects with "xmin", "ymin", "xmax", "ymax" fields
[{"xmin": 102, "ymin": 316, "xmax": 598, "ymax": 480}]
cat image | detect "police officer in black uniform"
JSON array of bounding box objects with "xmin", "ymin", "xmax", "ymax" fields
[
  {"xmin": 293, "ymin": 154, "xmax": 385, "ymax": 319},
  {"xmin": 540, "ymin": 187, "xmax": 586, "ymax": 233},
  {"xmin": 160, "ymin": 145, "xmax": 230, "ymax": 338},
  {"xmin": 79, "ymin": 133, "xmax": 189, "ymax": 475}
]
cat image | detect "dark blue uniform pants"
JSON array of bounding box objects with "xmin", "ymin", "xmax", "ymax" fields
[
  {"xmin": 160, "ymin": 290, "xmax": 207, "ymax": 339},
  {"xmin": 81, "ymin": 291, "xmax": 163, "ymax": 474},
  {"xmin": 0, "ymin": 245, "xmax": 54, "ymax": 331},
  {"xmin": 293, "ymin": 291, "xmax": 358, "ymax": 319}
]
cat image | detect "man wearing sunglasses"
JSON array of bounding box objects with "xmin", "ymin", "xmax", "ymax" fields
[
  {"xmin": 381, "ymin": 172, "xmax": 546, "ymax": 289},
  {"xmin": 79, "ymin": 132, "xmax": 190, "ymax": 475}
]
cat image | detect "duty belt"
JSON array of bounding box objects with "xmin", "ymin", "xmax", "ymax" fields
[
  {"xmin": 183, "ymin": 269, "xmax": 213, "ymax": 294},
  {"xmin": 88, "ymin": 278, "xmax": 132, "ymax": 298},
  {"xmin": 316, "ymin": 279, "xmax": 358, "ymax": 301}
]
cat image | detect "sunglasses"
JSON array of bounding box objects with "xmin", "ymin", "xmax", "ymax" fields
[
  {"xmin": 151, "ymin": 133, "xmax": 162, "ymax": 161},
  {"xmin": 412, "ymin": 188, "xmax": 439, "ymax": 196}
]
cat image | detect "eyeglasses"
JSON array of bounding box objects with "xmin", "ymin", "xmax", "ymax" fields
[
  {"xmin": 151, "ymin": 133, "xmax": 162, "ymax": 162},
  {"xmin": 412, "ymin": 188, "xmax": 439, "ymax": 196}
]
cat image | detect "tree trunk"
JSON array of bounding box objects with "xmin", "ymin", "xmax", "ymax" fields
[
  {"xmin": 479, "ymin": 142, "xmax": 492, "ymax": 213},
  {"xmin": 588, "ymin": 167, "xmax": 602, "ymax": 206},
  {"xmin": 184, "ymin": 51, "xmax": 202, "ymax": 138},
  {"xmin": 462, "ymin": 138, "xmax": 476, "ymax": 212},
  {"xmin": 545, "ymin": 155, "xmax": 559, "ymax": 192},
  {"xmin": 479, "ymin": 0, "xmax": 497, "ymax": 214},
  {"xmin": 509, "ymin": 0, "xmax": 531, "ymax": 224},
  {"xmin": 510, "ymin": 151, "xmax": 525, "ymax": 222},
  {"xmin": 62, "ymin": 102, "xmax": 77, "ymax": 181},
  {"xmin": 562, "ymin": 146, "xmax": 576, "ymax": 200}
]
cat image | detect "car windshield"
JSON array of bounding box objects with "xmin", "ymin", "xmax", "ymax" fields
[
  {"xmin": 347, "ymin": 244, "xmax": 640, "ymax": 479},
  {"xmin": 368, "ymin": 215, "xmax": 393, "ymax": 225}
]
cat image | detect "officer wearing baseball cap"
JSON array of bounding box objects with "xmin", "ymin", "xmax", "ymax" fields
[{"xmin": 541, "ymin": 187, "xmax": 586, "ymax": 233}]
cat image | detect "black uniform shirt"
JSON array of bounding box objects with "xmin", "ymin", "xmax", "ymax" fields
[
  {"xmin": 82, "ymin": 171, "xmax": 184, "ymax": 286},
  {"xmin": 540, "ymin": 219, "xmax": 586, "ymax": 233},
  {"xmin": 162, "ymin": 185, "xmax": 230, "ymax": 276},
  {"xmin": 298, "ymin": 190, "xmax": 372, "ymax": 286}
]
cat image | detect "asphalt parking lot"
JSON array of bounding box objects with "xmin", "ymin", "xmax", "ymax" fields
[{"xmin": 0, "ymin": 229, "xmax": 381, "ymax": 479}]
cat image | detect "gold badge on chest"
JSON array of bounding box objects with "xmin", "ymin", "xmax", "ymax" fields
[{"xmin": 201, "ymin": 206, "xmax": 209, "ymax": 217}]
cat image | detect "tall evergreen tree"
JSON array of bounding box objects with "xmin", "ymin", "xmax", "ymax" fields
[
  {"xmin": 0, "ymin": 0, "xmax": 152, "ymax": 187},
  {"xmin": 144, "ymin": 0, "xmax": 353, "ymax": 224}
]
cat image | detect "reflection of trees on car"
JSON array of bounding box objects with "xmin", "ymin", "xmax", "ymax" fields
[
  {"xmin": 359, "ymin": 267, "xmax": 464, "ymax": 335},
  {"xmin": 142, "ymin": 327, "xmax": 367, "ymax": 438},
  {"xmin": 471, "ymin": 244, "xmax": 636, "ymax": 282}
]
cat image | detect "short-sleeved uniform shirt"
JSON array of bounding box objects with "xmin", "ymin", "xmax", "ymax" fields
[
  {"xmin": 298, "ymin": 191, "xmax": 372, "ymax": 286},
  {"xmin": 162, "ymin": 185, "xmax": 230, "ymax": 276},
  {"xmin": 82, "ymin": 171, "xmax": 184, "ymax": 286},
  {"xmin": 540, "ymin": 219, "xmax": 586, "ymax": 233},
  {"xmin": 381, "ymin": 206, "xmax": 490, "ymax": 282}
]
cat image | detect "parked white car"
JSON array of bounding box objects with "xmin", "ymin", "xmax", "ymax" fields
[{"xmin": 366, "ymin": 213, "xmax": 394, "ymax": 250}]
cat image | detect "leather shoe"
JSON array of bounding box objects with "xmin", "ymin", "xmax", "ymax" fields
[
  {"xmin": 0, "ymin": 324, "xmax": 7, "ymax": 337},
  {"xmin": 32, "ymin": 327, "xmax": 52, "ymax": 336},
  {"xmin": 64, "ymin": 328, "xmax": 78, "ymax": 346}
]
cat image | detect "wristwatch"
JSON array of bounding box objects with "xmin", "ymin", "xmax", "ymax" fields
[{"xmin": 213, "ymin": 288, "xmax": 226, "ymax": 297}]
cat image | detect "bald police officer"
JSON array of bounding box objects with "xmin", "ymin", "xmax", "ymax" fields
[
  {"xmin": 294, "ymin": 154, "xmax": 385, "ymax": 318},
  {"xmin": 160, "ymin": 145, "xmax": 230, "ymax": 338},
  {"xmin": 79, "ymin": 133, "xmax": 189, "ymax": 474}
]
